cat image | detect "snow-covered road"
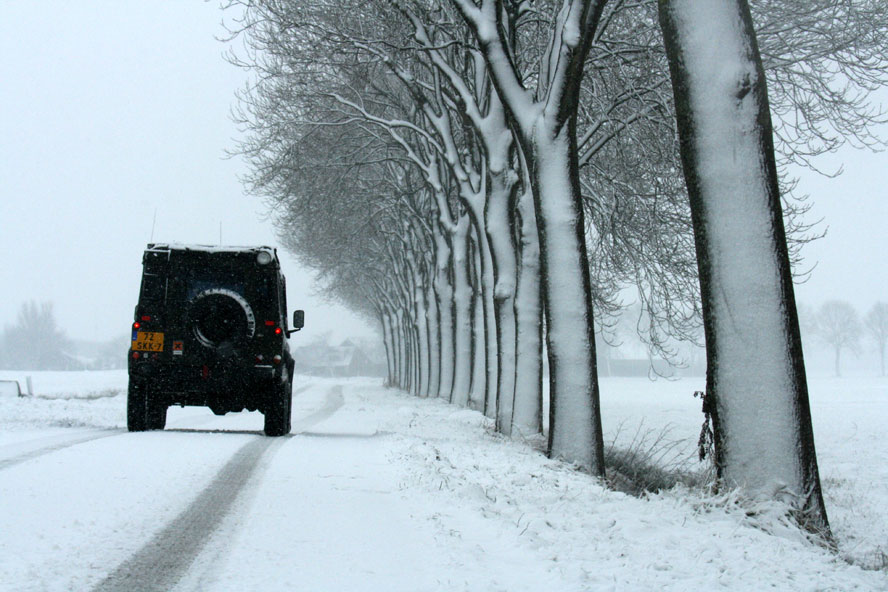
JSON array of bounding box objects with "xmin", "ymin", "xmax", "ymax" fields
[
  {"xmin": 1, "ymin": 372, "xmax": 886, "ymax": 591},
  {"xmin": 0, "ymin": 383, "xmax": 552, "ymax": 591}
]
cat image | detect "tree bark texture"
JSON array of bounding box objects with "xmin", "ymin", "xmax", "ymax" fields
[{"xmin": 659, "ymin": 0, "xmax": 829, "ymax": 535}]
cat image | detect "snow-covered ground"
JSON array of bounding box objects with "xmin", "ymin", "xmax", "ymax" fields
[{"xmin": 0, "ymin": 370, "xmax": 885, "ymax": 590}]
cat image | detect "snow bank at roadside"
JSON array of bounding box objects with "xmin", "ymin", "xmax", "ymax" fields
[
  {"xmin": 339, "ymin": 378, "xmax": 886, "ymax": 590},
  {"xmin": 0, "ymin": 370, "xmax": 128, "ymax": 431}
]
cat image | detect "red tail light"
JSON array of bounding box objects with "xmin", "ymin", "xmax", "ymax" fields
[
  {"xmin": 141, "ymin": 315, "xmax": 151, "ymax": 321},
  {"xmin": 274, "ymin": 327, "xmax": 283, "ymax": 335},
  {"xmin": 133, "ymin": 322, "xmax": 141, "ymax": 330}
]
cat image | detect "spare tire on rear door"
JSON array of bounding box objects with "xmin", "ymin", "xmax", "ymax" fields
[{"xmin": 188, "ymin": 288, "xmax": 256, "ymax": 349}]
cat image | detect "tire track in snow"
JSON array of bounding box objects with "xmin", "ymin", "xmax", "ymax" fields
[
  {"xmin": 91, "ymin": 385, "xmax": 343, "ymax": 592},
  {"xmin": 0, "ymin": 429, "xmax": 123, "ymax": 471},
  {"xmin": 91, "ymin": 436, "xmax": 284, "ymax": 592},
  {"xmin": 291, "ymin": 385, "xmax": 344, "ymax": 433}
]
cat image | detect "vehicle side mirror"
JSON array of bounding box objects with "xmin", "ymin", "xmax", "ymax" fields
[{"xmin": 292, "ymin": 310, "xmax": 305, "ymax": 332}]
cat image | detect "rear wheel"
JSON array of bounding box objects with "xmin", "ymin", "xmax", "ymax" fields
[
  {"xmin": 264, "ymin": 379, "xmax": 292, "ymax": 437},
  {"xmin": 127, "ymin": 379, "xmax": 147, "ymax": 432},
  {"xmin": 128, "ymin": 379, "xmax": 166, "ymax": 431},
  {"xmin": 146, "ymin": 396, "xmax": 167, "ymax": 431}
]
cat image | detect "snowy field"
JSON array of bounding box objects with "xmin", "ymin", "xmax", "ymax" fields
[{"xmin": 0, "ymin": 369, "xmax": 886, "ymax": 590}]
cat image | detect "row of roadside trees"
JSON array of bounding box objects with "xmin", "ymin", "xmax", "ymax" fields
[{"xmin": 225, "ymin": 0, "xmax": 887, "ymax": 537}]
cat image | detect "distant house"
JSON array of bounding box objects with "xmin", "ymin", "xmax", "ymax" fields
[
  {"xmin": 595, "ymin": 337, "xmax": 704, "ymax": 378},
  {"xmin": 292, "ymin": 339, "xmax": 385, "ymax": 377}
]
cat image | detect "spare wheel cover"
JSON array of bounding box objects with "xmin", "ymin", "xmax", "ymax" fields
[{"xmin": 190, "ymin": 288, "xmax": 256, "ymax": 347}]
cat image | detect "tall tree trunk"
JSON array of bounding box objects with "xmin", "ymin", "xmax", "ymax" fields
[
  {"xmin": 426, "ymin": 279, "xmax": 441, "ymax": 398},
  {"xmin": 464, "ymin": 199, "xmax": 498, "ymax": 416},
  {"xmin": 451, "ymin": 215, "xmax": 474, "ymax": 406},
  {"xmin": 433, "ymin": 230, "xmax": 454, "ymax": 398},
  {"xmin": 469, "ymin": 235, "xmax": 488, "ymax": 412},
  {"xmin": 411, "ymin": 322, "xmax": 420, "ymax": 394},
  {"xmin": 512, "ymin": 187, "xmax": 544, "ymax": 436},
  {"xmin": 400, "ymin": 316, "xmax": 410, "ymax": 391},
  {"xmin": 487, "ymin": 161, "xmax": 520, "ymax": 435},
  {"xmin": 394, "ymin": 311, "xmax": 405, "ymax": 389},
  {"xmin": 381, "ymin": 311, "xmax": 395, "ymax": 387},
  {"xmin": 485, "ymin": 77, "xmax": 520, "ymax": 437},
  {"xmin": 659, "ymin": 0, "xmax": 829, "ymax": 535},
  {"xmin": 414, "ymin": 274, "xmax": 430, "ymax": 397},
  {"xmin": 480, "ymin": 228, "xmax": 499, "ymax": 419},
  {"xmin": 403, "ymin": 313, "xmax": 413, "ymax": 392},
  {"xmin": 528, "ymin": 127, "xmax": 604, "ymax": 472}
]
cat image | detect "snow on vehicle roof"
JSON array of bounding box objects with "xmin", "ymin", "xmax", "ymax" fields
[{"xmin": 147, "ymin": 243, "xmax": 277, "ymax": 254}]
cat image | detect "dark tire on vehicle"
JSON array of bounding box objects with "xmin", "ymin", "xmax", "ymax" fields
[
  {"xmin": 284, "ymin": 379, "xmax": 292, "ymax": 434},
  {"xmin": 127, "ymin": 380, "xmax": 148, "ymax": 432},
  {"xmin": 146, "ymin": 396, "xmax": 167, "ymax": 431},
  {"xmin": 263, "ymin": 380, "xmax": 292, "ymax": 437}
]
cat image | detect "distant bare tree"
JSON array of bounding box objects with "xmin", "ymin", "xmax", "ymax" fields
[
  {"xmin": 864, "ymin": 302, "xmax": 888, "ymax": 376},
  {"xmin": 816, "ymin": 300, "xmax": 861, "ymax": 377},
  {"xmin": 1, "ymin": 301, "xmax": 70, "ymax": 370}
]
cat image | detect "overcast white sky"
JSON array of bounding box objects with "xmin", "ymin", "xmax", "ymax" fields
[
  {"xmin": 0, "ymin": 1, "xmax": 376, "ymax": 344},
  {"xmin": 0, "ymin": 2, "xmax": 885, "ymax": 345}
]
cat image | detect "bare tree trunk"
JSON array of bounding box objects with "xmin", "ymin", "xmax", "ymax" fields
[
  {"xmin": 414, "ymin": 274, "xmax": 430, "ymax": 397},
  {"xmin": 469, "ymin": 235, "xmax": 488, "ymax": 412},
  {"xmin": 381, "ymin": 311, "xmax": 395, "ymax": 386},
  {"xmin": 487, "ymin": 167, "xmax": 520, "ymax": 435},
  {"xmin": 413, "ymin": 322, "xmax": 422, "ymax": 395},
  {"xmin": 451, "ymin": 215, "xmax": 474, "ymax": 407},
  {"xmin": 410, "ymin": 322, "xmax": 420, "ymax": 395},
  {"xmin": 394, "ymin": 311, "xmax": 405, "ymax": 389},
  {"xmin": 512, "ymin": 187, "xmax": 544, "ymax": 436},
  {"xmin": 462, "ymin": 199, "xmax": 497, "ymax": 416},
  {"xmin": 433, "ymin": 231, "xmax": 454, "ymax": 398},
  {"xmin": 488, "ymin": 191, "xmax": 518, "ymax": 436},
  {"xmin": 480, "ymin": 229, "xmax": 499, "ymax": 420},
  {"xmin": 426, "ymin": 279, "xmax": 441, "ymax": 398},
  {"xmin": 400, "ymin": 316, "xmax": 410, "ymax": 391},
  {"xmin": 659, "ymin": 0, "xmax": 829, "ymax": 535},
  {"xmin": 530, "ymin": 128, "xmax": 604, "ymax": 471},
  {"xmin": 403, "ymin": 312, "xmax": 413, "ymax": 392}
]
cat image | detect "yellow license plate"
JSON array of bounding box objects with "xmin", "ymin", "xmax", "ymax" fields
[{"xmin": 132, "ymin": 331, "xmax": 165, "ymax": 352}]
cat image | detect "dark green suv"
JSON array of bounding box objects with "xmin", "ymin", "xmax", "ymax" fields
[{"xmin": 127, "ymin": 244, "xmax": 304, "ymax": 436}]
